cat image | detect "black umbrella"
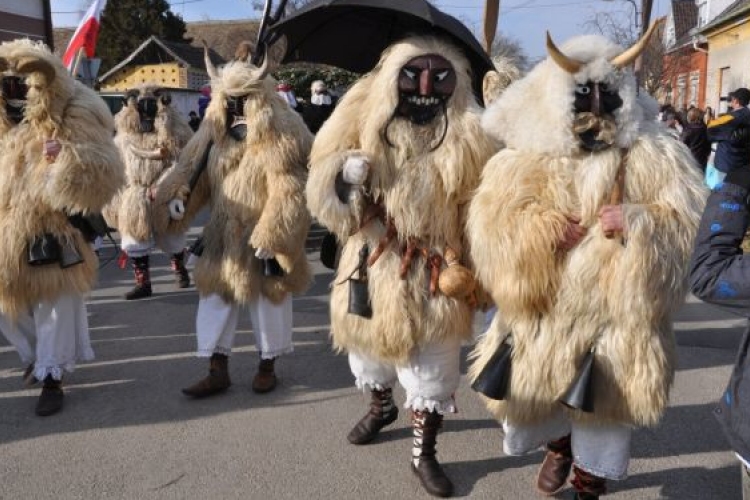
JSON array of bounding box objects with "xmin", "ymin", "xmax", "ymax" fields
[{"xmin": 265, "ymin": 0, "xmax": 494, "ymax": 104}]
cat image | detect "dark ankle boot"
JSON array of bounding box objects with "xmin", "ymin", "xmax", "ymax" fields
[
  {"xmin": 411, "ymin": 410, "xmax": 453, "ymax": 498},
  {"xmin": 347, "ymin": 387, "xmax": 399, "ymax": 445},
  {"xmin": 125, "ymin": 256, "xmax": 152, "ymax": 300},
  {"xmin": 35, "ymin": 375, "xmax": 64, "ymax": 416},
  {"xmin": 571, "ymin": 466, "xmax": 607, "ymax": 500},
  {"xmin": 23, "ymin": 363, "xmax": 38, "ymax": 387},
  {"xmin": 252, "ymin": 356, "xmax": 277, "ymax": 393},
  {"xmin": 182, "ymin": 354, "xmax": 231, "ymax": 398},
  {"xmin": 171, "ymin": 251, "xmax": 191, "ymax": 288},
  {"xmin": 537, "ymin": 434, "xmax": 573, "ymax": 495}
]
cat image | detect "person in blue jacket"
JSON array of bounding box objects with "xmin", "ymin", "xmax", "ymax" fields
[{"xmin": 690, "ymin": 165, "xmax": 750, "ymax": 498}]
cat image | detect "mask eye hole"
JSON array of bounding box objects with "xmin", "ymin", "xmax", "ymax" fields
[
  {"xmin": 434, "ymin": 70, "xmax": 450, "ymax": 82},
  {"xmin": 402, "ymin": 67, "xmax": 418, "ymax": 80},
  {"xmin": 575, "ymin": 84, "xmax": 591, "ymax": 96}
]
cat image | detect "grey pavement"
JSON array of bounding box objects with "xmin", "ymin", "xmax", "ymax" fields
[{"xmin": 0, "ymin": 223, "xmax": 745, "ymax": 499}]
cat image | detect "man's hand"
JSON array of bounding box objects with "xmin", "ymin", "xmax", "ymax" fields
[
  {"xmin": 43, "ymin": 139, "xmax": 61, "ymax": 163},
  {"xmin": 168, "ymin": 199, "xmax": 185, "ymax": 220},
  {"xmin": 342, "ymin": 154, "xmax": 370, "ymax": 185},
  {"xmin": 558, "ymin": 216, "xmax": 587, "ymax": 251},
  {"xmin": 599, "ymin": 205, "xmax": 626, "ymax": 237},
  {"xmin": 255, "ymin": 247, "xmax": 275, "ymax": 260}
]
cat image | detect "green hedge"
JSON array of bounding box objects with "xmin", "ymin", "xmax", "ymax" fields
[{"xmin": 273, "ymin": 66, "xmax": 359, "ymax": 99}]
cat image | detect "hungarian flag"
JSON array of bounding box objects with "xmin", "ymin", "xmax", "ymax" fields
[{"xmin": 62, "ymin": 0, "xmax": 108, "ymax": 71}]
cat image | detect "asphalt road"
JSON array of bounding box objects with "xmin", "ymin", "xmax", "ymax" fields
[{"xmin": 0, "ymin": 222, "xmax": 746, "ymax": 499}]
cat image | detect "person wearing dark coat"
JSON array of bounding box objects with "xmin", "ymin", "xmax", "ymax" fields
[
  {"xmin": 690, "ymin": 166, "xmax": 750, "ymax": 499},
  {"xmin": 301, "ymin": 80, "xmax": 336, "ymax": 134},
  {"xmin": 680, "ymin": 107, "xmax": 711, "ymax": 171},
  {"xmin": 707, "ymin": 88, "xmax": 750, "ymax": 175}
]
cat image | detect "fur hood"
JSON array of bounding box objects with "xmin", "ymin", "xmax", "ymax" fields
[
  {"xmin": 482, "ymin": 35, "xmax": 643, "ymax": 156},
  {"xmin": 0, "ymin": 39, "xmax": 109, "ymax": 139}
]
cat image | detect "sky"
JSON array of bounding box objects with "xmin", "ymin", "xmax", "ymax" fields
[{"xmin": 51, "ymin": 0, "xmax": 671, "ymax": 61}]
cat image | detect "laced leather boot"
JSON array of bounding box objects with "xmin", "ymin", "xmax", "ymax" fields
[
  {"xmin": 171, "ymin": 251, "xmax": 191, "ymax": 288},
  {"xmin": 251, "ymin": 356, "xmax": 277, "ymax": 393},
  {"xmin": 35, "ymin": 375, "xmax": 64, "ymax": 416},
  {"xmin": 347, "ymin": 387, "xmax": 399, "ymax": 445},
  {"xmin": 411, "ymin": 410, "xmax": 453, "ymax": 498},
  {"xmin": 537, "ymin": 434, "xmax": 573, "ymax": 495},
  {"xmin": 182, "ymin": 353, "xmax": 231, "ymax": 398},
  {"xmin": 125, "ymin": 256, "xmax": 152, "ymax": 300},
  {"xmin": 571, "ymin": 466, "xmax": 607, "ymax": 499}
]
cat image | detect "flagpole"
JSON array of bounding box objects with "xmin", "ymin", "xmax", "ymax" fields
[{"xmin": 70, "ymin": 47, "xmax": 86, "ymax": 78}]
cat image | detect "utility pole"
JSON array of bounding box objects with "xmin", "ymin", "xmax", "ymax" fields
[{"xmin": 635, "ymin": 0, "xmax": 654, "ymax": 90}]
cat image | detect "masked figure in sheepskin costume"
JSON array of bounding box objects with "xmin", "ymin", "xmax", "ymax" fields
[
  {"xmin": 306, "ymin": 35, "xmax": 497, "ymax": 497},
  {"xmin": 0, "ymin": 40, "xmax": 124, "ymax": 416},
  {"xmin": 468, "ymin": 21, "xmax": 707, "ymax": 499},
  {"xmin": 154, "ymin": 44, "xmax": 312, "ymax": 397},
  {"xmin": 107, "ymin": 84, "xmax": 193, "ymax": 300}
]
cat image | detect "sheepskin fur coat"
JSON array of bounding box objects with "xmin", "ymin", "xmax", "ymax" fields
[
  {"xmin": 154, "ymin": 56, "xmax": 312, "ymax": 305},
  {"xmin": 307, "ymin": 36, "xmax": 497, "ymax": 364},
  {"xmin": 468, "ymin": 34, "xmax": 707, "ymax": 427},
  {"xmin": 106, "ymin": 85, "xmax": 192, "ymax": 242},
  {"xmin": 0, "ymin": 40, "xmax": 124, "ymax": 319}
]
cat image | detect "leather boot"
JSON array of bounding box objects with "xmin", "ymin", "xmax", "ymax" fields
[
  {"xmin": 252, "ymin": 356, "xmax": 277, "ymax": 393},
  {"xmin": 347, "ymin": 387, "xmax": 399, "ymax": 445},
  {"xmin": 411, "ymin": 410, "xmax": 453, "ymax": 498},
  {"xmin": 182, "ymin": 353, "xmax": 231, "ymax": 398},
  {"xmin": 570, "ymin": 466, "xmax": 607, "ymax": 500},
  {"xmin": 125, "ymin": 256, "xmax": 152, "ymax": 300},
  {"xmin": 23, "ymin": 363, "xmax": 38, "ymax": 387},
  {"xmin": 35, "ymin": 375, "xmax": 64, "ymax": 416},
  {"xmin": 537, "ymin": 434, "xmax": 573, "ymax": 495},
  {"xmin": 171, "ymin": 251, "xmax": 191, "ymax": 288}
]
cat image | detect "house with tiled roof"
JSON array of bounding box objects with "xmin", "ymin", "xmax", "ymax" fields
[
  {"xmin": 698, "ymin": 0, "xmax": 750, "ymax": 112},
  {"xmin": 97, "ymin": 35, "xmax": 224, "ymax": 92},
  {"xmin": 662, "ymin": 0, "xmax": 707, "ymax": 108},
  {"xmin": 92, "ymin": 35, "xmax": 225, "ymax": 118}
]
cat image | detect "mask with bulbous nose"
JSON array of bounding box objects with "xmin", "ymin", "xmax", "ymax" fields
[{"xmin": 396, "ymin": 54, "xmax": 456, "ymax": 125}]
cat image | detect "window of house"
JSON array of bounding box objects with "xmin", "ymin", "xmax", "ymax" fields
[
  {"xmin": 676, "ymin": 74, "xmax": 687, "ymax": 109},
  {"xmin": 697, "ymin": 1, "xmax": 708, "ymax": 26},
  {"xmin": 689, "ymin": 72, "xmax": 700, "ymax": 107}
]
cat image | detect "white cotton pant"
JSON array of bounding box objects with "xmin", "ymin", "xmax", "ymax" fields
[
  {"xmin": 348, "ymin": 336, "xmax": 462, "ymax": 414},
  {"xmin": 0, "ymin": 293, "xmax": 93, "ymax": 381},
  {"xmin": 195, "ymin": 293, "xmax": 293, "ymax": 359},
  {"xmin": 502, "ymin": 408, "xmax": 632, "ymax": 480},
  {"xmin": 121, "ymin": 232, "xmax": 186, "ymax": 258}
]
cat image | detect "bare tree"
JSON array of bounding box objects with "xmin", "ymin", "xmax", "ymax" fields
[
  {"xmin": 583, "ymin": 8, "xmax": 668, "ymax": 96},
  {"xmin": 491, "ymin": 35, "xmax": 530, "ymax": 73}
]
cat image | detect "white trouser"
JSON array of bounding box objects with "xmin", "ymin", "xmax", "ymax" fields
[
  {"xmin": 503, "ymin": 408, "xmax": 632, "ymax": 480},
  {"xmin": 348, "ymin": 336, "xmax": 462, "ymax": 414},
  {"xmin": 195, "ymin": 293, "xmax": 293, "ymax": 359},
  {"xmin": 121, "ymin": 232, "xmax": 186, "ymax": 258},
  {"xmin": 0, "ymin": 293, "xmax": 93, "ymax": 381}
]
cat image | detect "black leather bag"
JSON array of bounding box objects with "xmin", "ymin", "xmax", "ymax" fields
[
  {"xmin": 68, "ymin": 212, "xmax": 109, "ymax": 242},
  {"xmin": 28, "ymin": 233, "xmax": 61, "ymax": 266},
  {"xmin": 320, "ymin": 231, "xmax": 338, "ymax": 270}
]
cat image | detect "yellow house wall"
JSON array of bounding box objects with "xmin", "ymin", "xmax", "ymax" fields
[
  {"xmin": 99, "ymin": 62, "xmax": 185, "ymax": 92},
  {"xmin": 705, "ymin": 17, "xmax": 750, "ymax": 112}
]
